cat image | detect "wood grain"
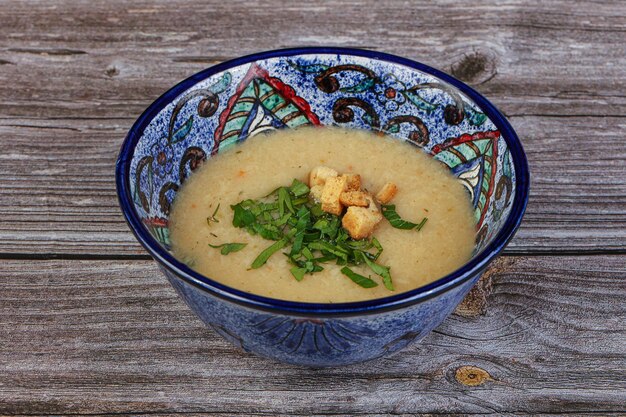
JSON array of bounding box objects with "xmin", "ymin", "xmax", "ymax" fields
[
  {"xmin": 0, "ymin": 256, "xmax": 624, "ymax": 415},
  {"xmin": 1, "ymin": 0, "xmax": 625, "ymax": 415},
  {"xmin": 1, "ymin": 115, "xmax": 624, "ymax": 256},
  {"xmin": 1, "ymin": 0, "xmax": 625, "ymax": 256},
  {"xmin": 0, "ymin": 0, "xmax": 624, "ymax": 120}
]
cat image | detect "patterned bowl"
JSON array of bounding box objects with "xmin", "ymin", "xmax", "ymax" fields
[{"xmin": 116, "ymin": 47, "xmax": 529, "ymax": 366}]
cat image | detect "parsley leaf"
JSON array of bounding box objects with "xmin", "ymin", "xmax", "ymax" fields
[
  {"xmin": 251, "ymin": 238, "xmax": 288, "ymax": 269},
  {"xmin": 278, "ymin": 187, "xmax": 295, "ymax": 217},
  {"xmin": 381, "ymin": 204, "xmax": 428, "ymax": 232},
  {"xmin": 414, "ymin": 217, "xmax": 428, "ymax": 231},
  {"xmin": 231, "ymin": 203, "xmax": 256, "ymax": 228},
  {"xmin": 227, "ymin": 178, "xmax": 397, "ymax": 290},
  {"xmin": 206, "ymin": 203, "xmax": 221, "ymax": 226},
  {"xmin": 308, "ymin": 241, "xmax": 349, "ymax": 262},
  {"xmin": 340, "ymin": 266, "xmax": 378, "ymax": 288},
  {"xmin": 290, "ymin": 266, "xmax": 307, "ymax": 281},
  {"xmin": 289, "ymin": 179, "xmax": 310, "ymax": 197},
  {"xmin": 209, "ymin": 242, "xmax": 247, "ymax": 255},
  {"xmin": 363, "ymin": 256, "xmax": 394, "ymax": 291}
]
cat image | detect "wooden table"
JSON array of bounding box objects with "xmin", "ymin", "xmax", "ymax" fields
[{"xmin": 1, "ymin": 1, "xmax": 625, "ymax": 415}]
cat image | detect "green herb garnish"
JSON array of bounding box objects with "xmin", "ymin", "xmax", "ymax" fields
[
  {"xmin": 251, "ymin": 238, "xmax": 288, "ymax": 269},
  {"xmin": 229, "ymin": 181, "xmax": 393, "ymax": 289},
  {"xmin": 206, "ymin": 203, "xmax": 221, "ymax": 226},
  {"xmin": 363, "ymin": 256, "xmax": 394, "ymax": 291},
  {"xmin": 232, "ymin": 201, "xmax": 256, "ymax": 228},
  {"xmin": 414, "ymin": 217, "xmax": 428, "ymax": 231},
  {"xmin": 340, "ymin": 266, "xmax": 379, "ymax": 288},
  {"xmin": 290, "ymin": 266, "xmax": 307, "ymax": 281},
  {"xmin": 289, "ymin": 179, "xmax": 310, "ymax": 197},
  {"xmin": 381, "ymin": 204, "xmax": 428, "ymax": 231},
  {"xmin": 209, "ymin": 242, "xmax": 247, "ymax": 255}
]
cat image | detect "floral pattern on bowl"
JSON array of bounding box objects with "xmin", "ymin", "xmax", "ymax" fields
[
  {"xmin": 130, "ymin": 53, "xmax": 515, "ymax": 251},
  {"xmin": 117, "ymin": 48, "xmax": 528, "ymax": 366}
]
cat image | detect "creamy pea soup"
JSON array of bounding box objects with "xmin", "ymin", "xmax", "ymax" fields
[{"xmin": 169, "ymin": 127, "xmax": 475, "ymax": 303}]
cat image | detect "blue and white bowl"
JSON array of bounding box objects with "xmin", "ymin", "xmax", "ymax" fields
[{"xmin": 116, "ymin": 48, "xmax": 529, "ymax": 366}]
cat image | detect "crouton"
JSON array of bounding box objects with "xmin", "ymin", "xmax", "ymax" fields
[
  {"xmin": 342, "ymin": 206, "xmax": 383, "ymax": 240},
  {"xmin": 365, "ymin": 193, "xmax": 382, "ymax": 215},
  {"xmin": 376, "ymin": 182, "xmax": 398, "ymax": 204},
  {"xmin": 342, "ymin": 193, "xmax": 383, "ymax": 239},
  {"xmin": 309, "ymin": 166, "xmax": 338, "ymax": 187},
  {"xmin": 342, "ymin": 173, "xmax": 361, "ymax": 191},
  {"xmin": 321, "ymin": 175, "xmax": 347, "ymax": 216},
  {"xmin": 339, "ymin": 190, "xmax": 369, "ymax": 207},
  {"xmin": 309, "ymin": 184, "xmax": 324, "ymax": 202}
]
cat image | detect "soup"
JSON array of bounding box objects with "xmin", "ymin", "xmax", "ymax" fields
[{"xmin": 169, "ymin": 127, "xmax": 475, "ymax": 303}]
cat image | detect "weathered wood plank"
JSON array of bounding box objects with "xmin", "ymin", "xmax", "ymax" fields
[
  {"xmin": 1, "ymin": 115, "xmax": 624, "ymax": 255},
  {"xmin": 1, "ymin": 1, "xmax": 624, "ymax": 416},
  {"xmin": 0, "ymin": 0, "xmax": 625, "ymax": 256},
  {"xmin": 1, "ymin": 256, "xmax": 624, "ymax": 415},
  {"xmin": 1, "ymin": 0, "xmax": 625, "ymax": 256},
  {"xmin": 0, "ymin": 0, "xmax": 624, "ymax": 120}
]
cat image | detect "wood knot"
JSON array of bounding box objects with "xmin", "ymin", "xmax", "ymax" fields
[
  {"xmin": 455, "ymin": 365, "xmax": 492, "ymax": 387},
  {"xmin": 455, "ymin": 257, "xmax": 514, "ymax": 317},
  {"xmin": 105, "ymin": 65, "xmax": 119, "ymax": 77},
  {"xmin": 451, "ymin": 51, "xmax": 497, "ymax": 84}
]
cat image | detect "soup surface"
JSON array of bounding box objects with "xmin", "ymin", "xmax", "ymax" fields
[{"xmin": 169, "ymin": 127, "xmax": 475, "ymax": 302}]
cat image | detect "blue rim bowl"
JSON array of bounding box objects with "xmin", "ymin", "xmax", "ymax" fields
[{"xmin": 116, "ymin": 47, "xmax": 529, "ymax": 365}]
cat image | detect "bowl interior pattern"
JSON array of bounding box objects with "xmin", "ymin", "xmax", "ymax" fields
[{"xmin": 127, "ymin": 52, "xmax": 516, "ymax": 268}]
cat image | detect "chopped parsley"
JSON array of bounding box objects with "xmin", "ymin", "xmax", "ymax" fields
[
  {"xmin": 206, "ymin": 203, "xmax": 221, "ymax": 226},
  {"xmin": 208, "ymin": 242, "xmax": 247, "ymax": 255},
  {"xmin": 381, "ymin": 204, "xmax": 428, "ymax": 231},
  {"xmin": 207, "ymin": 178, "xmax": 428, "ymax": 290},
  {"xmin": 228, "ymin": 179, "xmax": 395, "ymax": 289},
  {"xmin": 340, "ymin": 266, "xmax": 378, "ymax": 288}
]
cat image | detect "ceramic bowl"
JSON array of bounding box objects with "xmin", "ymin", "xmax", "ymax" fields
[{"xmin": 116, "ymin": 47, "xmax": 529, "ymax": 366}]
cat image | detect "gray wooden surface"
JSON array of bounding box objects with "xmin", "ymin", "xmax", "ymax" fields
[{"xmin": 0, "ymin": 0, "xmax": 624, "ymax": 415}]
